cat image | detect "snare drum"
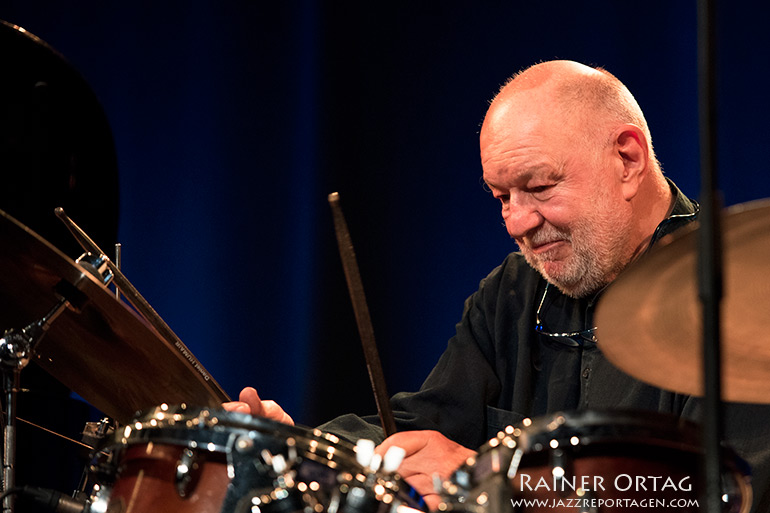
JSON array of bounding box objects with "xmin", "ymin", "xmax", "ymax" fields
[
  {"xmin": 440, "ymin": 410, "xmax": 751, "ymax": 513},
  {"xmin": 88, "ymin": 404, "xmax": 421, "ymax": 513}
]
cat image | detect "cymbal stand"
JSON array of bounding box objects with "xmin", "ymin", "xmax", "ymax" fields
[
  {"xmin": 696, "ymin": 1, "xmax": 724, "ymax": 513},
  {"xmin": 0, "ymin": 297, "xmax": 69, "ymax": 513},
  {"xmin": 0, "ymin": 248, "xmax": 113, "ymax": 513}
]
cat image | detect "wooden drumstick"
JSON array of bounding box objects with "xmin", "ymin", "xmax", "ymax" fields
[{"xmin": 328, "ymin": 192, "xmax": 397, "ymax": 438}]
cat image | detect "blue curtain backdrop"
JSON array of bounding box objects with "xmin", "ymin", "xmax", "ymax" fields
[{"xmin": 3, "ymin": 0, "xmax": 769, "ymax": 449}]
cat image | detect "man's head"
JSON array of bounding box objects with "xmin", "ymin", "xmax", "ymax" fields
[{"xmin": 481, "ymin": 60, "xmax": 671, "ymax": 298}]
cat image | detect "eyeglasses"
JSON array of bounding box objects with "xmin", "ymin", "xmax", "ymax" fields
[{"xmin": 534, "ymin": 283, "xmax": 597, "ymax": 347}]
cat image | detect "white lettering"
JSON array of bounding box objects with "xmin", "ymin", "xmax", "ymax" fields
[
  {"xmin": 558, "ymin": 475, "xmax": 576, "ymax": 492},
  {"xmin": 614, "ymin": 474, "xmax": 632, "ymax": 491},
  {"xmin": 661, "ymin": 476, "xmax": 677, "ymax": 491},
  {"xmin": 534, "ymin": 476, "xmax": 550, "ymax": 491}
]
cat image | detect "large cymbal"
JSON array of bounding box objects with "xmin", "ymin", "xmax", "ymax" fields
[
  {"xmin": 0, "ymin": 209, "xmax": 229, "ymax": 423},
  {"xmin": 595, "ymin": 199, "xmax": 770, "ymax": 404},
  {"xmin": 0, "ymin": 20, "xmax": 119, "ymax": 259}
]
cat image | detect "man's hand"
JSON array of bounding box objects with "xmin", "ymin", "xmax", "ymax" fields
[
  {"xmin": 222, "ymin": 387, "xmax": 294, "ymax": 425},
  {"xmin": 376, "ymin": 430, "xmax": 476, "ymax": 510}
]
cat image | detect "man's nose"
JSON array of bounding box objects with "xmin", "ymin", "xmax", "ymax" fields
[{"xmin": 503, "ymin": 198, "xmax": 543, "ymax": 239}]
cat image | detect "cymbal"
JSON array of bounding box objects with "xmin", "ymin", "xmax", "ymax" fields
[
  {"xmin": 595, "ymin": 199, "xmax": 770, "ymax": 404},
  {"xmin": 0, "ymin": 209, "xmax": 229, "ymax": 423},
  {"xmin": 0, "ymin": 20, "xmax": 119, "ymax": 260}
]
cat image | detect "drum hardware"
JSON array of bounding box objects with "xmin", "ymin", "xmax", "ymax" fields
[
  {"xmin": 229, "ymin": 438, "xmax": 411, "ymax": 513},
  {"xmin": 87, "ymin": 405, "xmax": 423, "ymax": 513},
  {"xmin": 174, "ymin": 447, "xmax": 202, "ymax": 498},
  {"xmin": 325, "ymin": 442, "xmax": 408, "ymax": 513},
  {"xmin": 0, "ymin": 249, "xmax": 114, "ymax": 513},
  {"xmin": 80, "ymin": 418, "xmax": 116, "ymax": 456},
  {"xmin": 73, "ymin": 253, "xmax": 114, "ymax": 287},
  {"xmin": 1, "ymin": 297, "xmax": 70, "ymax": 513},
  {"xmin": 232, "ymin": 444, "xmax": 316, "ymax": 513},
  {"xmin": 75, "ymin": 418, "xmax": 115, "ymax": 507},
  {"xmin": 0, "ymin": 485, "xmax": 90, "ymax": 513},
  {"xmin": 548, "ymin": 448, "xmax": 570, "ymax": 498},
  {"xmin": 1, "ymin": 415, "xmax": 113, "ymax": 512},
  {"xmin": 225, "ymin": 428, "xmax": 303, "ymax": 512}
]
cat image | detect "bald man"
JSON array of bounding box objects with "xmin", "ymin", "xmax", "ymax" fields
[{"xmin": 226, "ymin": 61, "xmax": 770, "ymax": 511}]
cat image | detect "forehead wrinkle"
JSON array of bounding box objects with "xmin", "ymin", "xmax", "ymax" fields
[{"xmin": 483, "ymin": 140, "xmax": 563, "ymax": 182}]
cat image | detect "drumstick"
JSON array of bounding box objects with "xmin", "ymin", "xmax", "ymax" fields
[
  {"xmin": 328, "ymin": 192, "xmax": 397, "ymax": 438},
  {"xmin": 54, "ymin": 207, "xmax": 230, "ymax": 403}
]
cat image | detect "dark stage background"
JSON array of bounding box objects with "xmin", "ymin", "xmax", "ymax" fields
[{"xmin": 2, "ymin": 0, "xmax": 770, "ymax": 495}]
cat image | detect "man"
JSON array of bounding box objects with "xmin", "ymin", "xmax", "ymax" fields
[{"xmin": 226, "ymin": 60, "xmax": 770, "ymax": 511}]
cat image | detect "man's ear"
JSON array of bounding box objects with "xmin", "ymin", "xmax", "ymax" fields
[{"xmin": 614, "ymin": 124, "xmax": 649, "ymax": 200}]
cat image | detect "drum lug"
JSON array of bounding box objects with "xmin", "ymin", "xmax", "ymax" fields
[
  {"xmin": 549, "ymin": 448, "xmax": 573, "ymax": 497},
  {"xmin": 222, "ymin": 433, "xmax": 281, "ymax": 512},
  {"xmin": 84, "ymin": 483, "xmax": 111, "ymax": 513},
  {"xmin": 175, "ymin": 448, "xmax": 200, "ymax": 498}
]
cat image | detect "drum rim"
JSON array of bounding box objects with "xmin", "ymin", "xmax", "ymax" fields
[
  {"xmin": 99, "ymin": 404, "xmax": 358, "ymax": 462},
  {"xmin": 474, "ymin": 409, "xmax": 750, "ymax": 476},
  {"xmin": 507, "ymin": 409, "xmax": 700, "ymax": 452}
]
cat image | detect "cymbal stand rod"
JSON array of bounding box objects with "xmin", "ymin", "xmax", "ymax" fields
[
  {"xmin": 697, "ymin": 1, "xmax": 724, "ymax": 513},
  {"xmin": 54, "ymin": 207, "xmax": 230, "ymax": 402},
  {"xmin": 0, "ymin": 298, "xmax": 69, "ymax": 513},
  {"xmin": 2, "ymin": 373, "xmax": 17, "ymax": 513}
]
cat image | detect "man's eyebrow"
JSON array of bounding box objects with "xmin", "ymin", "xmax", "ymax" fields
[
  {"xmin": 482, "ymin": 178, "xmax": 509, "ymax": 192},
  {"xmin": 482, "ymin": 168, "xmax": 538, "ymax": 191}
]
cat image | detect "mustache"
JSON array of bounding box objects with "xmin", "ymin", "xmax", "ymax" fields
[{"xmin": 526, "ymin": 226, "xmax": 571, "ymax": 247}]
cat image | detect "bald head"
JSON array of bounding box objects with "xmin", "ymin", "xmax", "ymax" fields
[
  {"xmin": 484, "ymin": 60, "xmax": 659, "ymax": 172},
  {"xmin": 498, "ymin": 60, "xmax": 601, "ymax": 95}
]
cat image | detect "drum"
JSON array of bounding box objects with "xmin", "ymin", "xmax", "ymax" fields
[
  {"xmin": 439, "ymin": 410, "xmax": 751, "ymax": 513},
  {"xmin": 87, "ymin": 404, "xmax": 422, "ymax": 513}
]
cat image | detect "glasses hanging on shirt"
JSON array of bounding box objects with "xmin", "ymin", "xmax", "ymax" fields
[{"xmin": 534, "ymin": 283, "xmax": 597, "ymax": 347}]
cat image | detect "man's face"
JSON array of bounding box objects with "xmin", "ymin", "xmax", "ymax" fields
[{"xmin": 480, "ymin": 96, "xmax": 633, "ymax": 298}]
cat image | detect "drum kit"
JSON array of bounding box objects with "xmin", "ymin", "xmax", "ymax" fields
[
  {"xmin": 1, "ymin": 201, "xmax": 767, "ymax": 513},
  {"xmin": 2, "ymin": 15, "xmax": 769, "ymax": 513}
]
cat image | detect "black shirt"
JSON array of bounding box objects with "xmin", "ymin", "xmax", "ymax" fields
[{"xmin": 319, "ymin": 181, "xmax": 770, "ymax": 512}]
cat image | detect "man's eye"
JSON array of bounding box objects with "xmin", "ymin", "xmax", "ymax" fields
[{"xmin": 529, "ymin": 184, "xmax": 553, "ymax": 194}]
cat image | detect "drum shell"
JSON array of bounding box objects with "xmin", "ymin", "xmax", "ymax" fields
[
  {"xmin": 103, "ymin": 443, "xmax": 230, "ymax": 513},
  {"xmin": 444, "ymin": 410, "xmax": 751, "ymax": 513},
  {"xmin": 92, "ymin": 405, "xmax": 423, "ymax": 513}
]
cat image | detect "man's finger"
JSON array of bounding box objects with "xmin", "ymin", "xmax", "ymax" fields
[
  {"xmin": 222, "ymin": 401, "xmax": 252, "ymax": 414},
  {"xmin": 262, "ymin": 400, "xmax": 295, "ymax": 425},
  {"xmin": 376, "ymin": 431, "xmax": 430, "ymax": 457},
  {"xmin": 239, "ymin": 387, "xmax": 266, "ymax": 416}
]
